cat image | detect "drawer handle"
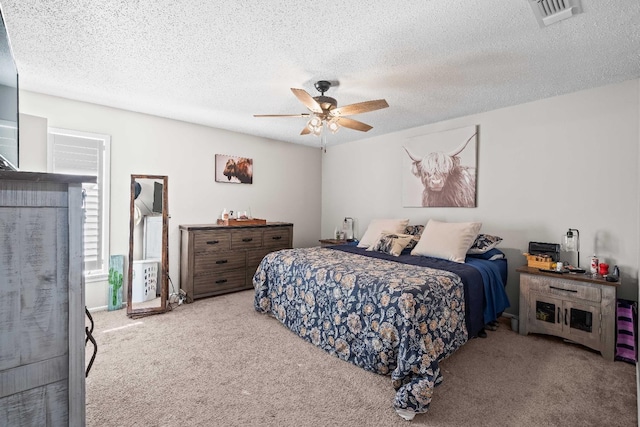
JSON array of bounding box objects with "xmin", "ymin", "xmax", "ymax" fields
[
  {"xmin": 550, "ymin": 286, "xmax": 577, "ymax": 293},
  {"xmin": 272, "ymin": 236, "xmax": 283, "ymax": 240},
  {"xmin": 557, "ymin": 307, "xmax": 561, "ymax": 324},
  {"xmin": 215, "ymin": 260, "xmax": 228, "ymax": 264},
  {"xmin": 206, "ymin": 240, "xmax": 220, "ymax": 245},
  {"xmin": 564, "ymin": 308, "xmax": 568, "ymax": 325},
  {"xmin": 242, "ymin": 237, "xmax": 253, "ymax": 242},
  {"xmin": 215, "ymin": 279, "xmax": 228, "ymax": 284}
]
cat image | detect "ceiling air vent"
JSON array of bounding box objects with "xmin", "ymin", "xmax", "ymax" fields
[{"xmin": 528, "ymin": 0, "xmax": 582, "ymax": 27}]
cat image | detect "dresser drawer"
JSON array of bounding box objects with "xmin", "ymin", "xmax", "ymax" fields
[
  {"xmin": 247, "ymin": 248, "xmax": 278, "ymax": 271},
  {"xmin": 194, "ymin": 251, "xmax": 245, "ymax": 275},
  {"xmin": 193, "ymin": 230, "xmax": 231, "ymax": 252},
  {"xmin": 263, "ymin": 227, "xmax": 291, "ymax": 248},
  {"xmin": 193, "ymin": 269, "xmax": 247, "ymax": 295},
  {"xmin": 231, "ymin": 229, "xmax": 263, "ymax": 249},
  {"xmin": 525, "ymin": 275, "xmax": 601, "ymax": 303}
]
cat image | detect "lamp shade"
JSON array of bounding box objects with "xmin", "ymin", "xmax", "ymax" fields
[
  {"xmin": 561, "ymin": 228, "xmax": 581, "ymax": 268},
  {"xmin": 562, "ymin": 229, "xmax": 579, "ymax": 252}
]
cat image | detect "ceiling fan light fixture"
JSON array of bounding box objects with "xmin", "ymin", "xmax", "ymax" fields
[
  {"xmin": 328, "ymin": 118, "xmax": 340, "ymax": 133},
  {"xmin": 309, "ymin": 116, "xmax": 322, "ymax": 128}
]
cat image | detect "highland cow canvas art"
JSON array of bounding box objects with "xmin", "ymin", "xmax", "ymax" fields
[{"xmin": 402, "ymin": 125, "xmax": 478, "ymax": 207}]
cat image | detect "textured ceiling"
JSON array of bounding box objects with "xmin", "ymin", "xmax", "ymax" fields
[{"xmin": 1, "ymin": 1, "xmax": 639, "ymax": 147}]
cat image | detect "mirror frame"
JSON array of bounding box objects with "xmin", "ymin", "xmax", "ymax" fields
[{"xmin": 127, "ymin": 174, "xmax": 169, "ymax": 317}]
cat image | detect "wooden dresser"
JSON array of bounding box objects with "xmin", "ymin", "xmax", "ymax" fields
[
  {"xmin": 517, "ymin": 266, "xmax": 618, "ymax": 360},
  {"xmin": 179, "ymin": 222, "xmax": 293, "ymax": 301},
  {"xmin": 0, "ymin": 171, "xmax": 94, "ymax": 426}
]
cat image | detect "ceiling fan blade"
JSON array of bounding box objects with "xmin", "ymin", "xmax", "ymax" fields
[
  {"xmin": 300, "ymin": 127, "xmax": 311, "ymax": 135},
  {"xmin": 335, "ymin": 117, "xmax": 373, "ymax": 132},
  {"xmin": 291, "ymin": 88, "xmax": 323, "ymax": 114},
  {"xmin": 332, "ymin": 99, "xmax": 389, "ymax": 117},
  {"xmin": 253, "ymin": 113, "xmax": 310, "ymax": 118}
]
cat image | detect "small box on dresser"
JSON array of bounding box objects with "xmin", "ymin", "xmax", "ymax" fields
[{"xmin": 179, "ymin": 222, "xmax": 293, "ymax": 301}]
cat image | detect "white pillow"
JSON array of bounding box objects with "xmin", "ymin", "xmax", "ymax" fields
[
  {"xmin": 410, "ymin": 219, "xmax": 482, "ymax": 263},
  {"xmin": 357, "ymin": 218, "xmax": 410, "ymax": 248}
]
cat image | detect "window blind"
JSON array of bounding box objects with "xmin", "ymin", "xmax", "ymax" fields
[{"xmin": 49, "ymin": 132, "xmax": 107, "ymax": 276}]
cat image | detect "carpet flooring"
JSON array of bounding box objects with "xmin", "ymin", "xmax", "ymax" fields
[{"xmin": 85, "ymin": 290, "xmax": 637, "ymax": 426}]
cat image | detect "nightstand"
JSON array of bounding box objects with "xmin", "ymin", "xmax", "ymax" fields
[
  {"xmin": 517, "ymin": 266, "xmax": 619, "ymax": 360},
  {"xmin": 319, "ymin": 238, "xmax": 348, "ymax": 247}
]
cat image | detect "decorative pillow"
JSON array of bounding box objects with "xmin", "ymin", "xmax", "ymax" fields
[
  {"xmin": 403, "ymin": 224, "xmax": 425, "ymax": 250},
  {"xmin": 411, "ymin": 219, "xmax": 482, "ymax": 263},
  {"xmin": 467, "ymin": 234, "xmax": 503, "ymax": 254},
  {"xmin": 404, "ymin": 224, "xmax": 425, "ymax": 237},
  {"xmin": 357, "ymin": 218, "xmax": 410, "ymax": 248},
  {"xmin": 466, "ymin": 248, "xmax": 505, "ymax": 261},
  {"xmin": 367, "ymin": 233, "xmax": 414, "ymax": 257}
]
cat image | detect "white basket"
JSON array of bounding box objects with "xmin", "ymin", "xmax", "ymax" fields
[{"xmin": 132, "ymin": 259, "xmax": 159, "ymax": 303}]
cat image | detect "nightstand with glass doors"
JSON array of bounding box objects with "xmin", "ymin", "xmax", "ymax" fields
[{"xmin": 517, "ymin": 266, "xmax": 618, "ymax": 360}]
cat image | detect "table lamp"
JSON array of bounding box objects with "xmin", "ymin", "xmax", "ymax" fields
[
  {"xmin": 343, "ymin": 217, "xmax": 354, "ymax": 241},
  {"xmin": 562, "ymin": 228, "xmax": 582, "ymax": 270}
]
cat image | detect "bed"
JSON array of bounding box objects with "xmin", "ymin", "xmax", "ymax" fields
[{"xmin": 253, "ymin": 222, "xmax": 509, "ymax": 420}]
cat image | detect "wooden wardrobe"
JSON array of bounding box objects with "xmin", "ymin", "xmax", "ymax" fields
[{"xmin": 0, "ymin": 171, "xmax": 95, "ymax": 426}]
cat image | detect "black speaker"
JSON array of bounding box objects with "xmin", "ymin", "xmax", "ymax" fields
[{"xmin": 528, "ymin": 242, "xmax": 560, "ymax": 262}]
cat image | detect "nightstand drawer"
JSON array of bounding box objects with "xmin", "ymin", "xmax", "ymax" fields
[{"xmin": 527, "ymin": 275, "xmax": 601, "ymax": 303}]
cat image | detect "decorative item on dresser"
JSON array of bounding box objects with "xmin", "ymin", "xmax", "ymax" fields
[
  {"xmin": 0, "ymin": 171, "xmax": 95, "ymax": 426},
  {"xmin": 180, "ymin": 222, "xmax": 293, "ymax": 301},
  {"xmin": 517, "ymin": 266, "xmax": 618, "ymax": 360}
]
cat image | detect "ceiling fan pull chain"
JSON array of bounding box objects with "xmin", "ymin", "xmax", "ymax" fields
[{"xmin": 321, "ymin": 124, "xmax": 327, "ymax": 152}]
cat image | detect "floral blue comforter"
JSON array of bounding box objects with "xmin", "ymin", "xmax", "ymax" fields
[{"xmin": 253, "ymin": 247, "xmax": 471, "ymax": 417}]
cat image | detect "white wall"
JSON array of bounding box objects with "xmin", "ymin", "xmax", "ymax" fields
[
  {"xmin": 321, "ymin": 79, "xmax": 640, "ymax": 314},
  {"xmin": 19, "ymin": 91, "xmax": 322, "ymax": 310},
  {"xmin": 18, "ymin": 113, "xmax": 47, "ymax": 170}
]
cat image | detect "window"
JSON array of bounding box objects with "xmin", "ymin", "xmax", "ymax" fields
[
  {"xmin": 0, "ymin": 118, "xmax": 18, "ymax": 169},
  {"xmin": 48, "ymin": 128, "xmax": 111, "ymax": 282}
]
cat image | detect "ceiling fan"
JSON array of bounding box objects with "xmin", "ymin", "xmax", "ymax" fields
[{"xmin": 254, "ymin": 80, "xmax": 389, "ymax": 137}]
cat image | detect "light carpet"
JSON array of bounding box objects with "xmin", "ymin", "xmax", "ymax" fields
[{"xmin": 86, "ymin": 290, "xmax": 637, "ymax": 426}]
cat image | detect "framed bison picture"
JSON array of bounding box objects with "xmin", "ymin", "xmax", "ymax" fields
[
  {"xmin": 215, "ymin": 154, "xmax": 253, "ymax": 184},
  {"xmin": 402, "ymin": 125, "xmax": 478, "ymax": 207}
]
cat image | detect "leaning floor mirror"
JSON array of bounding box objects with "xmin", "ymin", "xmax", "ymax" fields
[{"xmin": 127, "ymin": 174, "xmax": 169, "ymax": 317}]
